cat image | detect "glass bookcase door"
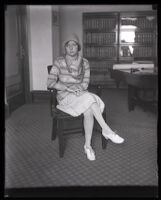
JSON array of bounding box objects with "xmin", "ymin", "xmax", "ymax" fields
[
  {"xmin": 83, "ymin": 13, "xmax": 118, "ymax": 63},
  {"xmin": 83, "ymin": 13, "xmax": 119, "ymax": 85},
  {"xmin": 119, "ymin": 14, "xmax": 156, "ymax": 62}
]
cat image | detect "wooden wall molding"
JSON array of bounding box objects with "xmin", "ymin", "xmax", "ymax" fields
[
  {"xmin": 31, "ymin": 88, "xmax": 127, "ymax": 104},
  {"xmin": 31, "ymin": 90, "xmax": 50, "ymax": 103}
]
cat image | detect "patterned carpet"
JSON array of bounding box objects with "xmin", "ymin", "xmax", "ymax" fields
[{"xmin": 5, "ymin": 89, "xmax": 158, "ymax": 188}]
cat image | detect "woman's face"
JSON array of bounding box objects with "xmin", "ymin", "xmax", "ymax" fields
[{"xmin": 65, "ymin": 40, "xmax": 79, "ymax": 56}]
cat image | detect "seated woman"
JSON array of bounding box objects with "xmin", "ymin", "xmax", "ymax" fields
[{"xmin": 47, "ymin": 33, "xmax": 124, "ymax": 161}]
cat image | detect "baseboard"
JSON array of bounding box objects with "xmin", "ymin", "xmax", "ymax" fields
[
  {"xmin": 7, "ymin": 93, "xmax": 25, "ymax": 114},
  {"xmin": 31, "ymin": 90, "xmax": 51, "ymax": 103}
]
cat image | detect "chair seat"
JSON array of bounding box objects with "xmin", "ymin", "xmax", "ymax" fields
[{"xmin": 52, "ymin": 106, "xmax": 83, "ymax": 120}]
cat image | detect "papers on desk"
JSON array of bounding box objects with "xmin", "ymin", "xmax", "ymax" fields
[
  {"xmin": 113, "ymin": 63, "xmax": 154, "ymax": 70},
  {"xmin": 131, "ymin": 68, "xmax": 154, "ymax": 74}
]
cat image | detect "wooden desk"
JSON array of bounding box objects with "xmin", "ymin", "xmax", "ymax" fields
[{"xmin": 110, "ymin": 69, "xmax": 158, "ymax": 112}]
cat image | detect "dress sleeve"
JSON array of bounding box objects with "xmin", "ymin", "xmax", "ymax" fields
[{"xmin": 80, "ymin": 59, "xmax": 90, "ymax": 90}]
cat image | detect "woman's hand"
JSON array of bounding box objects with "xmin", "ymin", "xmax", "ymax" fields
[
  {"xmin": 66, "ymin": 87, "xmax": 75, "ymax": 93},
  {"xmin": 66, "ymin": 84, "xmax": 85, "ymax": 96},
  {"xmin": 66, "ymin": 86, "xmax": 82, "ymax": 96},
  {"xmin": 74, "ymin": 88, "xmax": 82, "ymax": 96}
]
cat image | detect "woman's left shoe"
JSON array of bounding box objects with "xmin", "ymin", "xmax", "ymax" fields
[
  {"xmin": 102, "ymin": 130, "xmax": 124, "ymax": 144},
  {"xmin": 84, "ymin": 145, "xmax": 96, "ymax": 161}
]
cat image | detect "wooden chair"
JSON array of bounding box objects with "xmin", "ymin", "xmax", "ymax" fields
[{"xmin": 47, "ymin": 65, "xmax": 108, "ymax": 157}]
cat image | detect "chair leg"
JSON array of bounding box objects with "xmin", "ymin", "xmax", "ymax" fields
[
  {"xmin": 50, "ymin": 93, "xmax": 53, "ymax": 117},
  {"xmin": 51, "ymin": 118, "xmax": 57, "ymax": 141},
  {"xmin": 102, "ymin": 135, "xmax": 107, "ymax": 149},
  {"xmin": 102, "ymin": 110, "xmax": 108, "ymax": 149},
  {"xmin": 58, "ymin": 119, "xmax": 65, "ymax": 158},
  {"xmin": 82, "ymin": 115, "xmax": 85, "ymax": 136}
]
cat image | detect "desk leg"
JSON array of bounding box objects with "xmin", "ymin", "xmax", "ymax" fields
[{"xmin": 128, "ymin": 85, "xmax": 135, "ymax": 111}]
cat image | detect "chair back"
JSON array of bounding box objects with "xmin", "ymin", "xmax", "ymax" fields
[
  {"xmin": 47, "ymin": 65, "xmax": 53, "ymax": 74},
  {"xmin": 47, "ymin": 65, "xmax": 57, "ymax": 115}
]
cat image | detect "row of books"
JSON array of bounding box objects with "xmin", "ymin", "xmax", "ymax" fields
[
  {"xmin": 120, "ymin": 46, "xmax": 153, "ymax": 57},
  {"xmin": 121, "ymin": 18, "xmax": 155, "ymax": 29},
  {"xmin": 84, "ymin": 47, "xmax": 116, "ymax": 58},
  {"xmin": 84, "ymin": 32, "xmax": 154, "ymax": 45},
  {"xmin": 84, "ymin": 32, "xmax": 116, "ymax": 44},
  {"xmin": 135, "ymin": 32, "xmax": 153, "ymax": 43},
  {"xmin": 84, "ymin": 18, "xmax": 116, "ymax": 30},
  {"xmin": 90, "ymin": 77, "xmax": 116, "ymax": 87},
  {"xmin": 133, "ymin": 47, "xmax": 153, "ymax": 57},
  {"xmin": 89, "ymin": 61, "xmax": 113, "ymax": 70}
]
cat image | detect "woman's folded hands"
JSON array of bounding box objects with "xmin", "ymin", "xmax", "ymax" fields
[{"xmin": 66, "ymin": 85, "xmax": 83, "ymax": 96}]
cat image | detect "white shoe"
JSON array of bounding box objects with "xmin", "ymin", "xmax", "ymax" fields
[
  {"xmin": 102, "ymin": 130, "xmax": 124, "ymax": 144},
  {"xmin": 84, "ymin": 145, "xmax": 96, "ymax": 161}
]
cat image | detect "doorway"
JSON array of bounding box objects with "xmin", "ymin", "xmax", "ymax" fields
[{"xmin": 5, "ymin": 5, "xmax": 30, "ymax": 116}]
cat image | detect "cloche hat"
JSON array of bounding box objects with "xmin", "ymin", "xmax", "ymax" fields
[{"xmin": 63, "ymin": 33, "xmax": 81, "ymax": 51}]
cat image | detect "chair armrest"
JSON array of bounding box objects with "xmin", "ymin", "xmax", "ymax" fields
[
  {"xmin": 89, "ymin": 84, "xmax": 102, "ymax": 97},
  {"xmin": 96, "ymin": 85, "xmax": 102, "ymax": 97},
  {"xmin": 47, "ymin": 88, "xmax": 57, "ymax": 116}
]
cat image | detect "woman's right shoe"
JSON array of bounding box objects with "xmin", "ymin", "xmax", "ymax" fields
[
  {"xmin": 102, "ymin": 130, "xmax": 124, "ymax": 144},
  {"xmin": 84, "ymin": 145, "xmax": 96, "ymax": 161}
]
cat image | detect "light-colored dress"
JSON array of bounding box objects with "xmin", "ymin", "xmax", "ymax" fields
[
  {"xmin": 57, "ymin": 91, "xmax": 104, "ymax": 117},
  {"xmin": 47, "ymin": 55, "xmax": 105, "ymax": 117}
]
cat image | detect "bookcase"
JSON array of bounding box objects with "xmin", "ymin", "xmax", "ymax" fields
[
  {"xmin": 83, "ymin": 12, "xmax": 119, "ymax": 86},
  {"xmin": 83, "ymin": 11, "xmax": 157, "ymax": 87}
]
